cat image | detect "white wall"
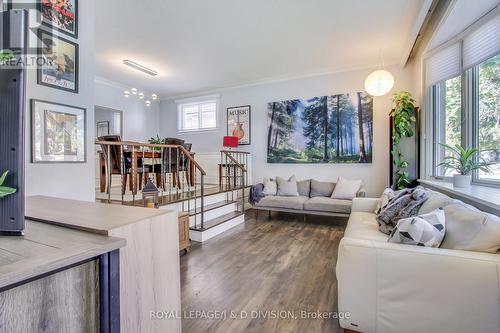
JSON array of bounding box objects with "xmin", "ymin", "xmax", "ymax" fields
[
  {"xmin": 160, "ymin": 65, "xmax": 414, "ymax": 196},
  {"xmin": 25, "ymin": 0, "xmax": 95, "ymax": 201},
  {"xmin": 94, "ymin": 79, "xmax": 160, "ymax": 142}
]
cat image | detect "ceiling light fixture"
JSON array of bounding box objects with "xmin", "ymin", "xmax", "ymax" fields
[
  {"xmin": 152, "ymin": 94, "xmax": 158, "ymax": 100},
  {"xmin": 131, "ymin": 88, "xmax": 137, "ymax": 95},
  {"xmin": 124, "ymin": 90, "xmax": 130, "ymax": 98},
  {"xmin": 145, "ymin": 100, "xmax": 151, "ymax": 107},
  {"xmin": 139, "ymin": 92, "xmax": 144, "ymax": 99},
  {"xmin": 364, "ymin": 50, "xmax": 394, "ymax": 97},
  {"xmin": 123, "ymin": 60, "xmax": 158, "ymax": 77}
]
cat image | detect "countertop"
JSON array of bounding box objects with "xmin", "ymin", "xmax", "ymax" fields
[
  {"xmin": 0, "ymin": 220, "xmax": 125, "ymax": 290},
  {"xmin": 26, "ymin": 196, "xmax": 176, "ymax": 235}
]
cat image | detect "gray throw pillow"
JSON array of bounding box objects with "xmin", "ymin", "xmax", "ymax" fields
[
  {"xmin": 310, "ymin": 180, "xmax": 335, "ymax": 197},
  {"xmin": 297, "ymin": 179, "xmax": 311, "ymax": 197},
  {"xmin": 276, "ymin": 176, "xmax": 299, "ymax": 196},
  {"xmin": 388, "ymin": 208, "xmax": 446, "ymax": 247}
]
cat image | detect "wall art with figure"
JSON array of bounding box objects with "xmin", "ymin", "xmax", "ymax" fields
[
  {"xmin": 227, "ymin": 105, "xmax": 251, "ymax": 145},
  {"xmin": 267, "ymin": 92, "xmax": 373, "ymax": 164}
]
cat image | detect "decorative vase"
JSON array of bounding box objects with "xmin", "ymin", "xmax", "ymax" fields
[
  {"xmin": 232, "ymin": 123, "xmax": 245, "ymax": 140},
  {"xmin": 453, "ymin": 174, "xmax": 471, "ymax": 188}
]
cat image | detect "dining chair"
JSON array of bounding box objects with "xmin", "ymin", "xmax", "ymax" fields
[
  {"xmin": 149, "ymin": 138, "xmax": 191, "ymax": 189},
  {"xmin": 98, "ymin": 135, "xmax": 149, "ymax": 194}
]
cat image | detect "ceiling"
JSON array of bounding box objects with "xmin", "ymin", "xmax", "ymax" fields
[{"xmin": 95, "ymin": 0, "xmax": 426, "ymax": 98}]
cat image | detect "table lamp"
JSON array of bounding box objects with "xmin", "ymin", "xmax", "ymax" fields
[{"xmin": 223, "ymin": 136, "xmax": 239, "ymax": 149}]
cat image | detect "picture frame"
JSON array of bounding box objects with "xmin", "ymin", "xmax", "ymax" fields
[
  {"xmin": 6, "ymin": 0, "xmax": 78, "ymax": 38},
  {"xmin": 97, "ymin": 121, "xmax": 110, "ymax": 138},
  {"xmin": 37, "ymin": 29, "xmax": 79, "ymax": 93},
  {"xmin": 227, "ymin": 105, "xmax": 251, "ymax": 145},
  {"xmin": 31, "ymin": 99, "xmax": 86, "ymax": 163}
]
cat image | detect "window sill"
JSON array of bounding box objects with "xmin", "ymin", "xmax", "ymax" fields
[
  {"xmin": 177, "ymin": 128, "xmax": 219, "ymax": 135},
  {"xmin": 419, "ymin": 179, "xmax": 500, "ymax": 215}
]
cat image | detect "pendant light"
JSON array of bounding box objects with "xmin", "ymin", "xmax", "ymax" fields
[{"xmin": 364, "ymin": 50, "xmax": 394, "ymax": 97}]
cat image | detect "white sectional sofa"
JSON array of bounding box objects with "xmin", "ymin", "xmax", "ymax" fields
[{"xmin": 337, "ymin": 195, "xmax": 500, "ymax": 333}]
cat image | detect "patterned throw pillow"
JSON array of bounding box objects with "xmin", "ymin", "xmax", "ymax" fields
[{"xmin": 388, "ymin": 208, "xmax": 446, "ymax": 247}]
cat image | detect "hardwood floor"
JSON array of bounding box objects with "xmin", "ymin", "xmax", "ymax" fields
[{"xmin": 180, "ymin": 210, "xmax": 347, "ymax": 333}]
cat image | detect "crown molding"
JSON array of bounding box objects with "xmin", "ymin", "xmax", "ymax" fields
[{"xmin": 160, "ymin": 62, "xmax": 401, "ymax": 101}]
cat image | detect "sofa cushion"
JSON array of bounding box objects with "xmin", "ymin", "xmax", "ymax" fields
[
  {"xmin": 441, "ymin": 202, "xmax": 500, "ymax": 253},
  {"xmin": 262, "ymin": 177, "xmax": 277, "ymax": 195},
  {"xmin": 310, "ymin": 180, "xmax": 335, "ymax": 197},
  {"xmin": 418, "ymin": 190, "xmax": 455, "ymax": 214},
  {"xmin": 297, "ymin": 179, "xmax": 311, "ymax": 197},
  {"xmin": 254, "ymin": 195, "xmax": 308, "ymax": 210},
  {"xmin": 304, "ymin": 197, "xmax": 352, "ymax": 214},
  {"xmin": 331, "ymin": 177, "xmax": 362, "ymax": 200},
  {"xmin": 344, "ymin": 212, "xmax": 388, "ymax": 242},
  {"xmin": 276, "ymin": 176, "xmax": 299, "ymax": 196},
  {"xmin": 388, "ymin": 208, "xmax": 446, "ymax": 248}
]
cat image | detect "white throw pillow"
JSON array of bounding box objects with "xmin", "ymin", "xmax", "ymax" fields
[
  {"xmin": 374, "ymin": 188, "xmax": 396, "ymax": 214},
  {"xmin": 262, "ymin": 177, "xmax": 277, "ymax": 195},
  {"xmin": 331, "ymin": 177, "xmax": 362, "ymax": 200},
  {"xmin": 440, "ymin": 202, "xmax": 500, "ymax": 253},
  {"xmin": 276, "ymin": 176, "xmax": 299, "ymax": 196},
  {"xmin": 388, "ymin": 208, "xmax": 446, "ymax": 248}
]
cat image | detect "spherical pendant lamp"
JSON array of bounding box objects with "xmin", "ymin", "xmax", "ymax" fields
[{"xmin": 364, "ymin": 69, "xmax": 394, "ymax": 97}]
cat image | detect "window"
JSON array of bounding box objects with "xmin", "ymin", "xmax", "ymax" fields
[
  {"xmin": 477, "ymin": 54, "xmax": 500, "ymax": 182},
  {"xmin": 178, "ymin": 99, "xmax": 218, "ymax": 132},
  {"xmin": 427, "ymin": 14, "xmax": 500, "ymax": 185},
  {"xmin": 434, "ymin": 76, "xmax": 462, "ymax": 177}
]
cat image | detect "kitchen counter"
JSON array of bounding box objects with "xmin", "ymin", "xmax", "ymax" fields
[{"xmin": 26, "ymin": 196, "xmax": 182, "ymax": 333}]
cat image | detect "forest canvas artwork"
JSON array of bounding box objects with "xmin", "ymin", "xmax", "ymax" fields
[{"xmin": 267, "ymin": 92, "xmax": 373, "ymax": 164}]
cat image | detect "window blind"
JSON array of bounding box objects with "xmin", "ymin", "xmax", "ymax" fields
[
  {"xmin": 463, "ymin": 14, "xmax": 500, "ymax": 69},
  {"xmin": 425, "ymin": 43, "xmax": 461, "ymax": 87}
]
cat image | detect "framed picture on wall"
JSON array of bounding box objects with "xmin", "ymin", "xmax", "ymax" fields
[
  {"xmin": 31, "ymin": 99, "xmax": 86, "ymax": 163},
  {"xmin": 37, "ymin": 30, "xmax": 79, "ymax": 93},
  {"xmin": 227, "ymin": 105, "xmax": 251, "ymax": 145},
  {"xmin": 41, "ymin": 0, "xmax": 78, "ymax": 38},
  {"xmin": 97, "ymin": 121, "xmax": 110, "ymax": 138},
  {"xmin": 6, "ymin": 0, "xmax": 78, "ymax": 38}
]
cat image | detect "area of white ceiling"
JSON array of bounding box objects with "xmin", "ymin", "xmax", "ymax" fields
[
  {"xmin": 95, "ymin": 0, "xmax": 426, "ymax": 98},
  {"xmin": 427, "ymin": 0, "xmax": 499, "ymax": 51}
]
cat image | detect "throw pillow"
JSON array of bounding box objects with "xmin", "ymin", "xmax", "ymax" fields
[
  {"xmin": 388, "ymin": 208, "xmax": 446, "ymax": 247},
  {"xmin": 262, "ymin": 177, "xmax": 277, "ymax": 196},
  {"xmin": 331, "ymin": 177, "xmax": 362, "ymax": 200},
  {"xmin": 297, "ymin": 179, "xmax": 311, "ymax": 197},
  {"xmin": 374, "ymin": 188, "xmax": 396, "ymax": 214},
  {"xmin": 418, "ymin": 190, "xmax": 455, "ymax": 215},
  {"xmin": 276, "ymin": 176, "xmax": 299, "ymax": 196},
  {"xmin": 310, "ymin": 180, "xmax": 335, "ymax": 197},
  {"xmin": 440, "ymin": 202, "xmax": 500, "ymax": 253}
]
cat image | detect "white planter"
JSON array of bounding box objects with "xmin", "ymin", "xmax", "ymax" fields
[{"xmin": 453, "ymin": 174, "xmax": 472, "ymax": 188}]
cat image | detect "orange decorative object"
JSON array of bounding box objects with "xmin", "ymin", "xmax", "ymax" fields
[{"xmin": 232, "ymin": 123, "xmax": 245, "ymax": 140}]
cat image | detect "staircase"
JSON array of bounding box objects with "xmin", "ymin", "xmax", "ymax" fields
[
  {"xmin": 161, "ymin": 150, "xmax": 250, "ymax": 242},
  {"xmin": 96, "ymin": 139, "xmax": 250, "ymax": 243}
]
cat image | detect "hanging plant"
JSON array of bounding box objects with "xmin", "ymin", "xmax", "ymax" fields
[
  {"xmin": 390, "ymin": 91, "xmax": 417, "ymax": 190},
  {"xmin": 0, "ymin": 170, "xmax": 17, "ymax": 198}
]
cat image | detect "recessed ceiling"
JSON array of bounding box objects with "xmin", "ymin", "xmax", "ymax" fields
[{"xmin": 95, "ymin": 0, "xmax": 426, "ymax": 98}]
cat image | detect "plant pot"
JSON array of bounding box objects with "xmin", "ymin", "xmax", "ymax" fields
[{"xmin": 453, "ymin": 174, "xmax": 472, "ymax": 188}]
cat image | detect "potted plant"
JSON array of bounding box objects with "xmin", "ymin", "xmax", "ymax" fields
[
  {"xmin": 0, "ymin": 170, "xmax": 17, "ymax": 198},
  {"xmin": 437, "ymin": 144, "xmax": 493, "ymax": 188},
  {"xmin": 390, "ymin": 91, "xmax": 417, "ymax": 189}
]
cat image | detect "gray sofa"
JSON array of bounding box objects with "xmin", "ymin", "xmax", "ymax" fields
[{"xmin": 252, "ymin": 179, "xmax": 367, "ymax": 217}]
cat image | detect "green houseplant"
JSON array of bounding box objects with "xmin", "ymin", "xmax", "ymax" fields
[
  {"xmin": 390, "ymin": 91, "xmax": 417, "ymax": 189},
  {"xmin": 437, "ymin": 144, "xmax": 493, "ymax": 188},
  {"xmin": 0, "ymin": 170, "xmax": 17, "ymax": 198}
]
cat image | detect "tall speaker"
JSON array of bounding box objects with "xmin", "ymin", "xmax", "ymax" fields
[{"xmin": 0, "ymin": 9, "xmax": 27, "ymax": 235}]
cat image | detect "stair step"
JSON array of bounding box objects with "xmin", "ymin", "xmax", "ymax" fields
[
  {"xmin": 188, "ymin": 200, "xmax": 236, "ymax": 216},
  {"xmin": 190, "ymin": 211, "xmax": 245, "ymax": 231}
]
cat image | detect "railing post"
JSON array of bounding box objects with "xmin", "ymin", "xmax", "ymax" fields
[{"xmin": 200, "ymin": 173, "xmax": 204, "ymax": 230}]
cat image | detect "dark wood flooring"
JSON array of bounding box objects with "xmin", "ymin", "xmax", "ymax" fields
[{"xmin": 180, "ymin": 210, "xmax": 347, "ymax": 333}]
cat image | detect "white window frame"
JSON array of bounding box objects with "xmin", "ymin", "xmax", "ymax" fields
[{"xmin": 176, "ymin": 95, "xmax": 220, "ymax": 133}]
